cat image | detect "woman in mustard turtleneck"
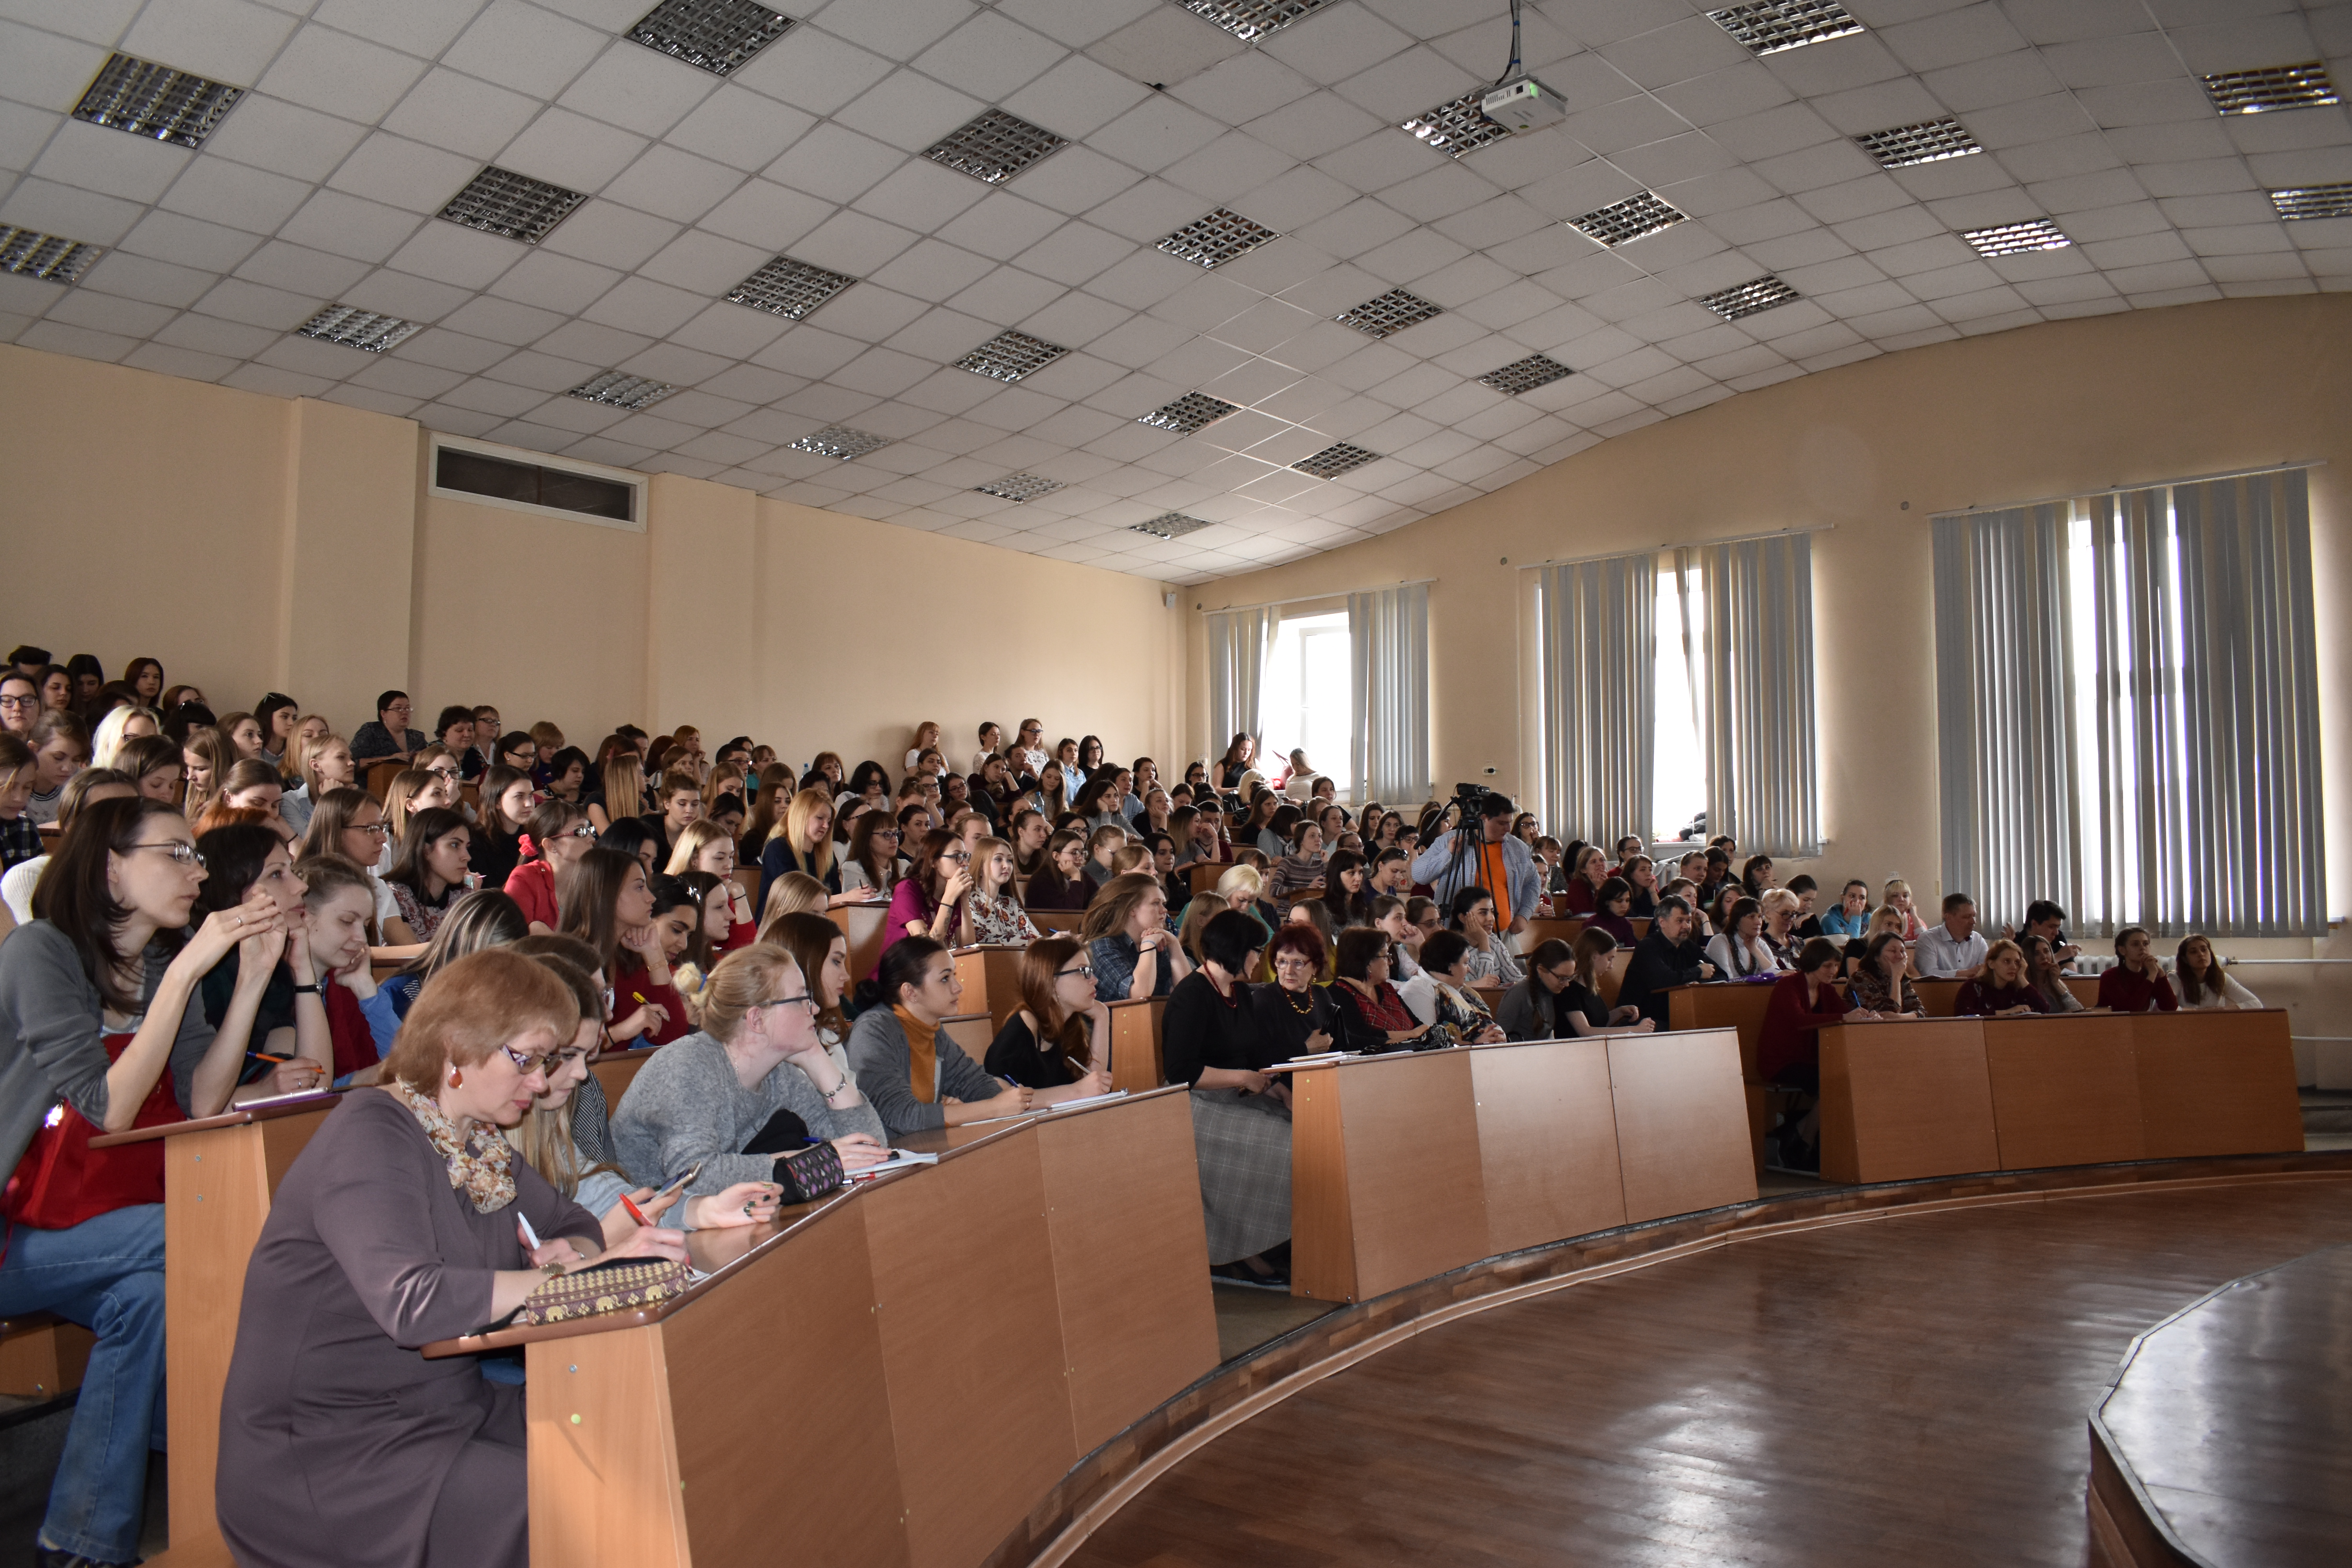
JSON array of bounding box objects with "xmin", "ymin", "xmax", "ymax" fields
[{"xmin": 845, "ymin": 937, "xmax": 1029, "ymax": 1135}]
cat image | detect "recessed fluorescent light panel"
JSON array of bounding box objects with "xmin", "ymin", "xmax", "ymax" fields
[
  {"xmin": 924, "ymin": 108, "xmax": 1068, "ymax": 185},
  {"xmin": 1568, "ymin": 190, "xmax": 1686, "ymax": 247},
  {"xmin": 1708, "ymin": 0, "xmax": 1864, "ymax": 56},
  {"xmin": 1698, "ymin": 276, "xmax": 1801, "ymax": 320},
  {"xmin": 1131, "ymin": 512, "xmax": 1214, "ymax": 540},
  {"xmin": 1479, "ymin": 354, "xmax": 1575, "ymax": 394},
  {"xmin": 1962, "ymin": 220, "xmax": 2071, "ymax": 257},
  {"xmin": 1335, "ymin": 289, "xmax": 1443, "ymax": 339},
  {"xmin": 1399, "ymin": 91, "xmax": 1515, "ymax": 158},
  {"xmin": 1158, "ymin": 209, "xmax": 1280, "ymax": 269},
  {"xmin": 0, "ymin": 227, "xmax": 102, "ymax": 284},
  {"xmin": 956, "ymin": 329, "xmax": 1068, "ymax": 382},
  {"xmin": 567, "ymin": 372, "xmax": 675, "ymax": 410},
  {"xmin": 1178, "ymin": 0, "xmax": 1339, "ymax": 42},
  {"xmin": 977, "ymin": 473, "xmax": 1064, "ymax": 502},
  {"xmin": 726, "ymin": 254, "xmax": 856, "ymax": 319},
  {"xmin": 789, "ymin": 426, "xmax": 891, "ymax": 460},
  {"xmin": 2270, "ymin": 182, "xmax": 2352, "ymax": 220},
  {"xmin": 439, "ymin": 167, "xmax": 587, "ymax": 244},
  {"xmin": 1292, "ymin": 443, "xmax": 1379, "ymax": 479},
  {"xmin": 2200, "ymin": 62, "xmax": 2339, "ymax": 115},
  {"xmin": 296, "ymin": 305, "xmax": 423, "ymax": 354},
  {"xmin": 1139, "ymin": 393, "xmax": 1240, "ymax": 434},
  {"xmin": 71, "ymin": 53, "xmax": 243, "ymax": 149},
  {"xmin": 1854, "ymin": 117, "xmax": 1981, "ymax": 169},
  {"xmin": 628, "ymin": 0, "xmax": 796, "ymax": 76}
]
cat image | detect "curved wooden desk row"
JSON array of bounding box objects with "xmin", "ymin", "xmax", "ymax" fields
[
  {"xmin": 1819, "ymin": 1011, "xmax": 2303, "ymax": 1186},
  {"xmin": 1285, "ymin": 1028, "xmax": 1758, "ymax": 1303},
  {"xmin": 423, "ymin": 1089, "xmax": 1220, "ymax": 1568}
]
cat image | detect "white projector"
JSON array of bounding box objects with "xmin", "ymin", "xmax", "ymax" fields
[{"xmin": 1481, "ymin": 76, "xmax": 1565, "ymax": 132}]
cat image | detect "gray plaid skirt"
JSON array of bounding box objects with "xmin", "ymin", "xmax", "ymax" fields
[{"xmin": 1189, "ymin": 1087, "xmax": 1291, "ymax": 1264}]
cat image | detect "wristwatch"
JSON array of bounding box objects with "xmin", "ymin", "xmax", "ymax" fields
[
  {"xmin": 290, "ymin": 982, "xmax": 323, "ymax": 995},
  {"xmin": 539, "ymin": 1261, "xmax": 566, "ymax": 1281}
]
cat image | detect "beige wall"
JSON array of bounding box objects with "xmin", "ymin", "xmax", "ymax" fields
[
  {"xmin": 0, "ymin": 341, "xmax": 1185, "ymax": 774},
  {"xmin": 1185, "ymin": 294, "xmax": 2352, "ymax": 928}
]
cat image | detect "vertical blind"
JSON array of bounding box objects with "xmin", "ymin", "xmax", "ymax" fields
[
  {"xmin": 1683, "ymin": 532, "xmax": 1824, "ymax": 857},
  {"xmin": 1932, "ymin": 466, "xmax": 2323, "ymax": 935},
  {"xmin": 1537, "ymin": 554, "xmax": 1653, "ymax": 845},
  {"xmin": 1205, "ymin": 605, "xmax": 1277, "ymax": 761},
  {"xmin": 1347, "ymin": 583, "xmax": 1431, "ymax": 803}
]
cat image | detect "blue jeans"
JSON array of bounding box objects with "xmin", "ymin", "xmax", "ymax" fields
[{"xmin": 0, "ymin": 1203, "xmax": 167, "ymax": 1563}]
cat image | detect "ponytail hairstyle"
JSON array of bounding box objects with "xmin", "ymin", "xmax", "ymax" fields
[
  {"xmin": 864, "ymin": 933, "xmax": 947, "ymax": 1015},
  {"xmin": 521, "ymin": 797, "xmax": 588, "ymax": 862}
]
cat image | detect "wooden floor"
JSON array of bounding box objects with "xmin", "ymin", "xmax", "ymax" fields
[{"xmin": 1066, "ymin": 1177, "xmax": 2352, "ymax": 1567}]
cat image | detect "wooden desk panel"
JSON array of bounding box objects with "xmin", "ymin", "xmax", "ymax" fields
[
  {"xmin": 1819, "ymin": 1022, "xmax": 2000, "ymax": 1185},
  {"xmin": 2129, "ymin": 1010, "xmax": 2302, "ymax": 1158},
  {"xmin": 953, "ymin": 944, "xmax": 1027, "ymax": 1033},
  {"xmin": 2065, "ymin": 975, "xmax": 2101, "ymax": 1008},
  {"xmin": 1914, "ymin": 977, "xmax": 1962, "ymax": 1017},
  {"xmin": 1606, "ymin": 1029, "xmax": 1757, "ymax": 1222},
  {"xmin": 1189, "ymin": 862, "xmax": 1226, "ymax": 897},
  {"xmin": 1029, "ymin": 909, "xmax": 1084, "ymax": 935},
  {"xmin": 1470, "ymin": 1039, "xmax": 1626, "ymax": 1252},
  {"xmin": 1107, "ymin": 996, "xmax": 1166, "ymax": 1092},
  {"xmin": 590, "ymin": 1047, "xmax": 657, "ymax": 1104},
  {"xmin": 1287, "ymin": 1064, "xmax": 1354, "ymax": 1303},
  {"xmin": 1034, "ymin": 1091, "xmax": 1221, "ymax": 1453},
  {"xmin": 939, "ymin": 1010, "xmax": 993, "ymax": 1062},
  {"xmin": 1667, "ymin": 983, "xmax": 1776, "ymax": 1081},
  {"xmin": 1983, "ymin": 1015, "xmax": 2144, "ymax": 1170},
  {"xmin": 829, "ymin": 900, "xmax": 890, "ymax": 984},
  {"xmin": 1291, "ymin": 1051, "xmax": 1489, "ymax": 1302},
  {"xmin": 525, "ymin": 1326, "xmax": 688, "ymax": 1568},
  {"xmin": 661, "ymin": 1199, "xmax": 906, "ymax": 1568},
  {"xmin": 862, "ymin": 1134, "xmax": 1075, "ymax": 1568}
]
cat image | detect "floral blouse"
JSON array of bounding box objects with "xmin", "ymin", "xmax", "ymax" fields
[
  {"xmin": 1850, "ymin": 965, "xmax": 1921, "ymax": 1015},
  {"xmin": 966, "ymin": 890, "xmax": 1041, "ymax": 946}
]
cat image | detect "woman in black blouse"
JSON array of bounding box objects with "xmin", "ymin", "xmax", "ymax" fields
[
  {"xmin": 1161, "ymin": 910, "xmax": 1289, "ymax": 1286},
  {"xmin": 983, "ymin": 937, "xmax": 1112, "ymax": 1101},
  {"xmin": 1247, "ymin": 923, "xmax": 1336, "ymax": 1066}
]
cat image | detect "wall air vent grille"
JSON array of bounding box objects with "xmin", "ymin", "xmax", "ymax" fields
[
  {"xmin": 1139, "ymin": 393, "xmax": 1241, "ymax": 434},
  {"xmin": 925, "ymin": 108, "xmax": 1068, "ymax": 184},
  {"xmin": 296, "ymin": 305, "xmax": 422, "ymax": 353},
  {"xmin": 956, "ymin": 329, "xmax": 1069, "ymax": 382},
  {"xmin": 977, "ymin": 473, "xmax": 1063, "ymax": 501},
  {"xmin": 2201, "ymin": 62, "xmax": 2339, "ymax": 115},
  {"xmin": 627, "ymin": 0, "xmax": 796, "ymax": 76},
  {"xmin": 1479, "ymin": 354, "xmax": 1575, "ymax": 394},
  {"xmin": 71, "ymin": 53, "xmax": 243, "ymax": 149},
  {"xmin": 1567, "ymin": 190, "xmax": 1686, "ymax": 247},
  {"xmin": 1132, "ymin": 512, "xmax": 1213, "ymax": 539},
  {"xmin": 1292, "ymin": 443, "xmax": 1379, "ymax": 479},
  {"xmin": 1708, "ymin": 0, "xmax": 1864, "ymax": 56},
  {"xmin": 1854, "ymin": 117, "xmax": 1981, "ymax": 168},
  {"xmin": 789, "ymin": 426, "xmax": 891, "ymax": 460},
  {"xmin": 1399, "ymin": 91, "xmax": 1514, "ymax": 158},
  {"xmin": 726, "ymin": 254, "xmax": 857, "ymax": 319},
  {"xmin": 1962, "ymin": 220, "xmax": 2071, "ymax": 257},
  {"xmin": 0, "ymin": 227, "xmax": 102, "ymax": 284},
  {"xmin": 1158, "ymin": 209, "xmax": 1280, "ymax": 269},
  {"xmin": 434, "ymin": 445, "xmax": 636, "ymax": 523},
  {"xmin": 1698, "ymin": 275, "xmax": 1801, "ymax": 320},
  {"xmin": 439, "ymin": 166, "xmax": 587, "ymax": 244}
]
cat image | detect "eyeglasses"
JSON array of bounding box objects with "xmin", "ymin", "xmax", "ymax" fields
[
  {"xmin": 753, "ymin": 993, "xmax": 819, "ymax": 1017},
  {"xmin": 500, "ymin": 1044, "xmax": 552, "ymax": 1076},
  {"xmin": 562, "ymin": 824, "xmax": 597, "ymax": 840},
  {"xmin": 125, "ymin": 841, "xmax": 204, "ymax": 866},
  {"xmin": 354, "ymin": 820, "xmax": 392, "ymax": 837},
  {"xmin": 0, "ymin": 695, "xmax": 37, "ymax": 711},
  {"xmin": 1056, "ymin": 964, "xmax": 1096, "ymax": 980},
  {"xmin": 426, "ymin": 766, "xmax": 460, "ymax": 780},
  {"xmin": 873, "ymin": 828, "xmax": 901, "ymax": 840},
  {"xmin": 939, "ymin": 850, "xmax": 969, "ymax": 862}
]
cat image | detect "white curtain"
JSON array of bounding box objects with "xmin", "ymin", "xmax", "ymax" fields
[
  {"xmin": 1537, "ymin": 554, "xmax": 1654, "ymax": 846},
  {"xmin": 1347, "ymin": 584, "xmax": 1429, "ymax": 804},
  {"xmin": 1686, "ymin": 533, "xmax": 1822, "ymax": 857},
  {"xmin": 1205, "ymin": 605, "xmax": 1277, "ymax": 769}
]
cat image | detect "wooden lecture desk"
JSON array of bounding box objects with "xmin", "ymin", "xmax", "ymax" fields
[
  {"xmin": 422, "ymin": 1087, "xmax": 1218, "ymax": 1568},
  {"xmin": 1818, "ymin": 1009, "xmax": 2303, "ymax": 1185},
  {"xmin": 90, "ymin": 1091, "xmax": 343, "ymax": 1546},
  {"xmin": 1281, "ymin": 1028, "xmax": 1755, "ymax": 1303}
]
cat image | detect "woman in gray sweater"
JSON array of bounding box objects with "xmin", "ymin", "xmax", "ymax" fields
[
  {"xmin": 611, "ymin": 944, "xmax": 889, "ymax": 1201},
  {"xmin": 847, "ymin": 936, "xmax": 1030, "ymax": 1135}
]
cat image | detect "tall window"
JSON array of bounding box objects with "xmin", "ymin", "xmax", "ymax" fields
[{"xmin": 1258, "ymin": 610, "xmax": 1351, "ymax": 786}]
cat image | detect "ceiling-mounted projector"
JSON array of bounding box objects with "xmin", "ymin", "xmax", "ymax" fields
[{"xmin": 1481, "ymin": 76, "xmax": 1565, "ymax": 132}]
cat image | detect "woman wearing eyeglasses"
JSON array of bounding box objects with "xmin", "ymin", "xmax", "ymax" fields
[
  {"xmin": 1, "ymin": 797, "xmax": 279, "ymax": 1567},
  {"xmin": 501, "ymin": 800, "xmax": 595, "ymax": 935},
  {"xmin": 611, "ymin": 943, "xmax": 889, "ymax": 1202},
  {"xmin": 838, "ymin": 810, "xmax": 908, "ymax": 898},
  {"xmin": 983, "ymin": 937, "xmax": 1113, "ymax": 1101},
  {"xmin": 349, "ymin": 689, "xmax": 424, "ymax": 767},
  {"xmin": 884, "ymin": 829, "xmax": 974, "ymax": 955},
  {"xmin": 1249, "ymin": 923, "xmax": 1338, "ymax": 1065},
  {"xmin": 216, "ymin": 949, "xmax": 665, "ymax": 1568},
  {"xmin": 299, "ymin": 788, "xmax": 412, "ymax": 955}
]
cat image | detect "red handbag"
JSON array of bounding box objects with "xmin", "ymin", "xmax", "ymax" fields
[{"xmin": 3, "ymin": 1031, "xmax": 183, "ymax": 1231}]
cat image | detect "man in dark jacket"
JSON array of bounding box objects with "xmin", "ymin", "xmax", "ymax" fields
[{"xmin": 1615, "ymin": 897, "xmax": 1717, "ymax": 1027}]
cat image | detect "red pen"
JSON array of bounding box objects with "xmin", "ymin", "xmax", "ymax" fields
[{"xmin": 618, "ymin": 1194, "xmax": 649, "ymax": 1227}]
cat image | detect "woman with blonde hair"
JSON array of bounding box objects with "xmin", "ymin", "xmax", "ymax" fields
[
  {"xmin": 1177, "ymin": 892, "xmax": 1229, "ymax": 967},
  {"xmin": 599, "ymin": 753, "xmax": 644, "ymax": 833},
  {"xmin": 665, "ymin": 819, "xmax": 756, "ymax": 953},
  {"xmin": 279, "ymin": 730, "xmax": 352, "ymax": 838},
  {"xmin": 737, "ymin": 761, "xmax": 795, "ymax": 860},
  {"xmin": 965, "ymin": 833, "xmax": 1042, "ymax": 946},
  {"xmin": 91, "ymin": 703, "xmax": 162, "ymax": 770},
  {"xmin": 1083, "ymin": 871, "xmax": 1191, "ymax": 1003},
  {"xmin": 181, "ymin": 725, "xmax": 236, "ymax": 819},
  {"xmin": 759, "ymin": 785, "xmax": 873, "ymax": 912},
  {"xmin": 758, "ymin": 871, "xmax": 829, "ymax": 935}
]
